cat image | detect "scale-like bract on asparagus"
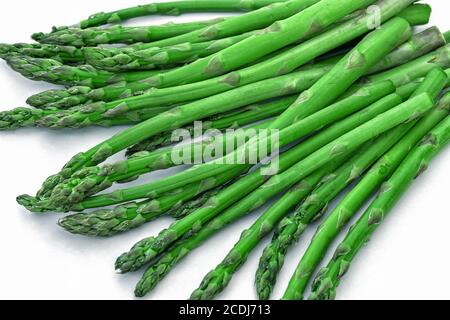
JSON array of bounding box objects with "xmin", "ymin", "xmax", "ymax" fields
[{"xmin": 310, "ymin": 112, "xmax": 450, "ymax": 300}]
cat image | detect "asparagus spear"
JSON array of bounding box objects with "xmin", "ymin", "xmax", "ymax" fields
[
  {"xmin": 59, "ymin": 166, "xmax": 245, "ymax": 237},
  {"xmin": 63, "ymin": 0, "xmax": 289, "ymax": 29},
  {"xmin": 0, "ymin": 43, "xmax": 84, "ymax": 64},
  {"xmin": 127, "ymin": 0, "xmax": 377, "ymax": 89},
  {"xmin": 115, "ymin": 94, "xmax": 433, "ymax": 274},
  {"xmin": 254, "ymin": 125, "xmax": 412, "ymax": 300},
  {"xmin": 34, "ymin": 18, "xmax": 231, "ymax": 47},
  {"xmin": 26, "ymin": 0, "xmax": 417, "ymax": 110},
  {"xmin": 0, "ymin": 103, "xmax": 173, "ymax": 131},
  {"xmin": 84, "ymin": 32, "xmax": 255, "ymax": 72},
  {"xmin": 126, "ymin": 95, "xmax": 297, "ymax": 155},
  {"xmin": 368, "ymin": 27, "xmax": 446, "ymax": 74},
  {"xmin": 281, "ymin": 69, "xmax": 449, "ymax": 300},
  {"xmin": 42, "ymin": 81, "xmax": 396, "ymax": 212},
  {"xmin": 3, "ymin": 55, "xmax": 163, "ymax": 88},
  {"xmin": 310, "ymin": 115, "xmax": 450, "ymax": 300}
]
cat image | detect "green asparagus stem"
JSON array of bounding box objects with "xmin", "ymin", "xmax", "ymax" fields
[
  {"xmin": 0, "ymin": 43, "xmax": 84, "ymax": 64},
  {"xmin": 43, "ymin": 81, "xmax": 396, "ymax": 212},
  {"xmin": 133, "ymin": 88, "xmax": 409, "ymax": 292},
  {"xmin": 0, "ymin": 104, "xmax": 173, "ymax": 131},
  {"xmin": 254, "ymin": 125, "xmax": 411, "ymax": 300},
  {"xmin": 35, "ymin": 18, "xmax": 231, "ymax": 47},
  {"xmin": 368, "ymin": 27, "xmax": 446, "ymax": 74},
  {"xmin": 116, "ymin": 0, "xmax": 322, "ymax": 50},
  {"xmin": 115, "ymin": 94, "xmax": 432, "ymax": 274},
  {"xmin": 69, "ymin": 0, "xmax": 289, "ymax": 29},
  {"xmin": 126, "ymin": 95, "xmax": 297, "ymax": 155},
  {"xmin": 281, "ymin": 69, "xmax": 449, "ymax": 300},
  {"xmin": 58, "ymin": 166, "xmax": 245, "ymax": 237},
  {"xmin": 4, "ymin": 55, "xmax": 162, "ymax": 88},
  {"xmin": 26, "ymin": 0, "xmax": 416, "ymax": 110},
  {"xmin": 126, "ymin": 0, "xmax": 376, "ymax": 89},
  {"xmin": 84, "ymin": 32, "xmax": 255, "ymax": 72},
  {"xmin": 366, "ymin": 44, "xmax": 450, "ymax": 87},
  {"xmin": 310, "ymin": 115, "xmax": 450, "ymax": 300},
  {"xmin": 396, "ymin": 3, "xmax": 431, "ymax": 26}
]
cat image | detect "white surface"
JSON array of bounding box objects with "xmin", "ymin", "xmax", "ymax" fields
[{"xmin": 0, "ymin": 0, "xmax": 450, "ymax": 300}]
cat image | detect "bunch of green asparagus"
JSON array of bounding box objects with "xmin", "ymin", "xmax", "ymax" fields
[{"xmin": 1, "ymin": 0, "xmax": 450, "ymax": 300}]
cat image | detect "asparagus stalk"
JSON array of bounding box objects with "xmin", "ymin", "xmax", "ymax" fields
[
  {"xmin": 134, "ymin": 94, "xmax": 413, "ymax": 296},
  {"xmin": 126, "ymin": 95, "xmax": 297, "ymax": 155},
  {"xmin": 4, "ymin": 55, "xmax": 163, "ymax": 88},
  {"xmin": 126, "ymin": 0, "xmax": 377, "ymax": 89},
  {"xmin": 368, "ymin": 27, "xmax": 446, "ymax": 74},
  {"xmin": 310, "ymin": 115, "xmax": 450, "ymax": 300},
  {"xmin": 42, "ymin": 81, "xmax": 396, "ymax": 212},
  {"xmin": 84, "ymin": 32, "xmax": 255, "ymax": 72},
  {"xmin": 0, "ymin": 103, "xmax": 173, "ymax": 131},
  {"xmin": 254, "ymin": 125, "xmax": 412, "ymax": 300},
  {"xmin": 115, "ymin": 94, "xmax": 432, "ymax": 274},
  {"xmin": 281, "ymin": 69, "xmax": 449, "ymax": 300},
  {"xmin": 58, "ymin": 166, "xmax": 245, "ymax": 237},
  {"xmin": 35, "ymin": 18, "xmax": 231, "ymax": 47},
  {"xmin": 396, "ymin": 3, "xmax": 431, "ymax": 26},
  {"xmin": 26, "ymin": 0, "xmax": 417, "ymax": 110},
  {"xmin": 67, "ymin": 0, "xmax": 290, "ymax": 29},
  {"xmin": 0, "ymin": 43, "xmax": 84, "ymax": 64}
]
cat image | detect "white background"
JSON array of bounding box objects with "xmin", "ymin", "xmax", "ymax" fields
[{"xmin": 0, "ymin": 0, "xmax": 450, "ymax": 300}]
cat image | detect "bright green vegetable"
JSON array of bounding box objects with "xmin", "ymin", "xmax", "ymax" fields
[
  {"xmin": 115, "ymin": 93, "xmax": 433, "ymax": 274},
  {"xmin": 126, "ymin": 95, "xmax": 297, "ymax": 155},
  {"xmin": 26, "ymin": 0, "xmax": 416, "ymax": 110},
  {"xmin": 254, "ymin": 125, "xmax": 411, "ymax": 300},
  {"xmin": 71, "ymin": 0, "xmax": 291, "ymax": 29},
  {"xmin": 34, "ymin": 18, "xmax": 230, "ymax": 47},
  {"xmin": 41, "ymin": 81, "xmax": 396, "ymax": 212},
  {"xmin": 84, "ymin": 32, "xmax": 255, "ymax": 72},
  {"xmin": 58, "ymin": 166, "xmax": 245, "ymax": 237},
  {"xmin": 4, "ymin": 55, "xmax": 163, "ymax": 87},
  {"xmin": 0, "ymin": 43, "xmax": 84, "ymax": 63},
  {"xmin": 282, "ymin": 69, "xmax": 448, "ymax": 300},
  {"xmin": 310, "ymin": 114, "xmax": 450, "ymax": 300}
]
